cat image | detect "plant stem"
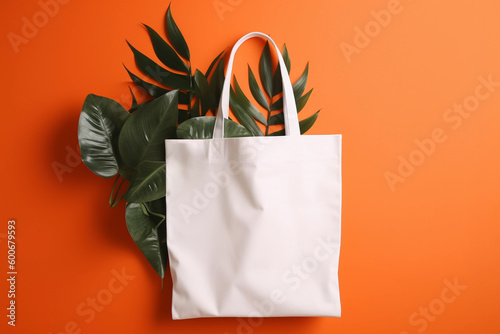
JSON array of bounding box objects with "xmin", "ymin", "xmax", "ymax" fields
[
  {"xmin": 109, "ymin": 175, "xmax": 121, "ymax": 206},
  {"xmin": 110, "ymin": 177, "xmax": 126, "ymax": 207},
  {"xmin": 187, "ymin": 65, "xmax": 193, "ymax": 119},
  {"xmin": 154, "ymin": 219, "xmax": 165, "ymax": 230},
  {"xmin": 265, "ymin": 97, "xmax": 273, "ymax": 136},
  {"xmin": 110, "ymin": 193, "xmax": 126, "ymax": 208},
  {"xmin": 142, "ymin": 202, "xmax": 165, "ymax": 228},
  {"xmin": 140, "ymin": 203, "xmax": 149, "ymax": 216}
]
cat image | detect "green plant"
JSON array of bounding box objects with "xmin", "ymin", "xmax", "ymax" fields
[{"xmin": 78, "ymin": 4, "xmax": 319, "ymax": 284}]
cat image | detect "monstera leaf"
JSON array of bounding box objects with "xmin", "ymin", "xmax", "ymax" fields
[
  {"xmin": 78, "ymin": 94, "xmax": 130, "ymax": 177},
  {"xmin": 118, "ymin": 91, "xmax": 178, "ymax": 169},
  {"xmin": 125, "ymin": 202, "xmax": 166, "ymax": 279},
  {"xmin": 125, "ymin": 161, "xmax": 166, "ymax": 203}
]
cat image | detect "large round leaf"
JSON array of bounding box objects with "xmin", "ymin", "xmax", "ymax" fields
[
  {"xmin": 78, "ymin": 94, "xmax": 130, "ymax": 178},
  {"xmin": 126, "ymin": 161, "xmax": 166, "ymax": 203},
  {"xmin": 125, "ymin": 202, "xmax": 166, "ymax": 278},
  {"xmin": 177, "ymin": 117, "xmax": 253, "ymax": 139},
  {"xmin": 118, "ymin": 90, "xmax": 178, "ymax": 169}
]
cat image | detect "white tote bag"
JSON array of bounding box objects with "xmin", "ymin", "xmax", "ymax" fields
[{"xmin": 165, "ymin": 32, "xmax": 342, "ymax": 320}]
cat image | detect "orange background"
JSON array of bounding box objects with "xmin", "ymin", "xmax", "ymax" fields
[{"xmin": 1, "ymin": 0, "xmax": 499, "ymax": 333}]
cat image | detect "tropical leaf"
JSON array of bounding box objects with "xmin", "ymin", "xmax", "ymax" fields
[
  {"xmin": 271, "ymin": 44, "xmax": 291, "ymax": 97},
  {"xmin": 126, "ymin": 161, "xmax": 166, "ymax": 203},
  {"xmin": 268, "ymin": 87, "xmax": 312, "ymax": 125},
  {"xmin": 230, "ymin": 86, "xmax": 263, "ymax": 136},
  {"xmin": 166, "ymin": 4, "xmax": 190, "ymax": 60},
  {"xmin": 282, "ymin": 44, "xmax": 291, "ymax": 73},
  {"xmin": 270, "ymin": 87, "xmax": 313, "ymax": 113},
  {"xmin": 177, "ymin": 117, "xmax": 252, "ymax": 139},
  {"xmin": 232, "ymin": 76, "xmax": 267, "ymax": 125},
  {"xmin": 292, "ymin": 63, "xmax": 309, "ymax": 98},
  {"xmin": 193, "ymin": 70, "xmax": 210, "ymax": 96},
  {"xmin": 271, "ymin": 66, "xmax": 282, "ymax": 97},
  {"xmin": 269, "ymin": 111, "xmax": 320, "ymax": 136},
  {"xmin": 128, "ymin": 87, "xmax": 138, "ymax": 113},
  {"xmin": 190, "ymin": 98, "xmax": 200, "ymax": 118},
  {"xmin": 205, "ymin": 51, "xmax": 224, "ymax": 77},
  {"xmin": 124, "ymin": 66, "xmax": 190, "ymax": 105},
  {"xmin": 270, "ymin": 97, "xmax": 282, "ymax": 111},
  {"xmin": 178, "ymin": 108, "xmax": 189, "ymax": 123},
  {"xmin": 123, "ymin": 64, "xmax": 169, "ymax": 98},
  {"xmin": 269, "ymin": 63, "xmax": 310, "ymax": 111},
  {"xmin": 118, "ymin": 91, "xmax": 178, "ymax": 169},
  {"xmin": 125, "ymin": 202, "xmax": 166, "ymax": 278},
  {"xmin": 207, "ymin": 55, "xmax": 225, "ymax": 115},
  {"xmin": 296, "ymin": 110, "xmax": 320, "ymax": 134},
  {"xmin": 268, "ymin": 112, "xmax": 284, "ymax": 125},
  {"xmin": 144, "ymin": 24, "xmax": 189, "ymax": 73},
  {"xmin": 295, "ymin": 88, "xmax": 313, "ymax": 112},
  {"xmin": 259, "ymin": 42, "xmax": 273, "ymax": 97},
  {"xmin": 127, "ymin": 41, "xmax": 191, "ymax": 91},
  {"xmin": 248, "ymin": 66, "xmax": 269, "ymax": 111},
  {"xmin": 78, "ymin": 94, "xmax": 130, "ymax": 178},
  {"xmin": 193, "ymin": 70, "xmax": 211, "ymax": 115}
]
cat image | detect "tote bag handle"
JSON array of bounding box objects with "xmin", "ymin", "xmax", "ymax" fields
[{"xmin": 213, "ymin": 32, "xmax": 300, "ymax": 138}]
